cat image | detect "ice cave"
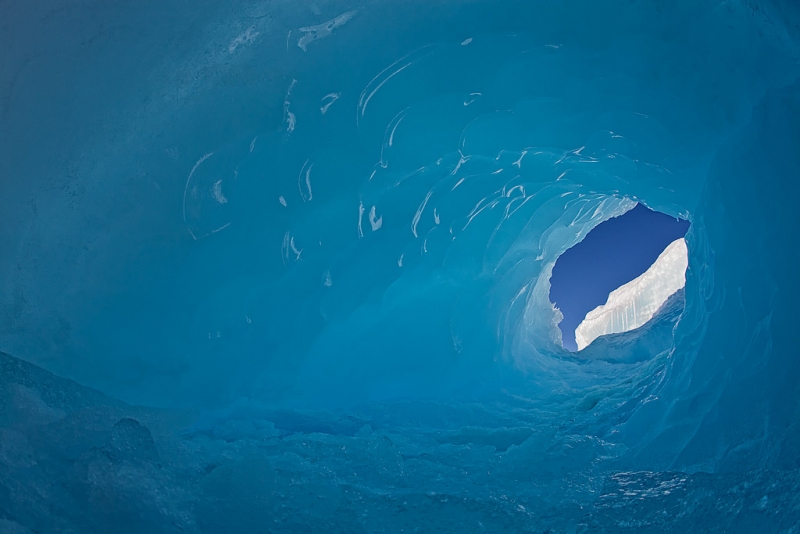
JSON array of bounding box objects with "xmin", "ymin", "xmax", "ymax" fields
[{"xmin": 1, "ymin": 0, "xmax": 800, "ymax": 532}]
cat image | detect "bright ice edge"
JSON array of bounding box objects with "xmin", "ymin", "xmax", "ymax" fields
[{"xmin": 575, "ymin": 237, "xmax": 688, "ymax": 351}]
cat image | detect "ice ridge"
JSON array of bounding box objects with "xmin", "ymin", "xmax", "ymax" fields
[{"xmin": 575, "ymin": 237, "xmax": 688, "ymax": 350}]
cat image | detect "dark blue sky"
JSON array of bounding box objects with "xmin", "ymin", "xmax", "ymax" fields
[{"xmin": 549, "ymin": 204, "xmax": 689, "ymax": 351}]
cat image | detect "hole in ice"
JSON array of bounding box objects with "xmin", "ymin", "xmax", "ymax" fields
[{"xmin": 549, "ymin": 204, "xmax": 690, "ymax": 351}]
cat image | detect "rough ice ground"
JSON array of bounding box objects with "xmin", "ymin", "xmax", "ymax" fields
[
  {"xmin": 2, "ymin": 0, "xmax": 800, "ymax": 531},
  {"xmin": 575, "ymin": 238, "xmax": 688, "ymax": 350},
  {"xmin": 4, "ymin": 341, "xmax": 800, "ymax": 534}
]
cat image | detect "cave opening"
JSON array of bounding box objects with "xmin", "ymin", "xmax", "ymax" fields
[{"xmin": 549, "ymin": 203, "xmax": 690, "ymax": 351}]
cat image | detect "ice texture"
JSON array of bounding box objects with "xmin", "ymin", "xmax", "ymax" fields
[
  {"xmin": 575, "ymin": 238, "xmax": 688, "ymax": 350},
  {"xmin": 2, "ymin": 0, "xmax": 800, "ymax": 531}
]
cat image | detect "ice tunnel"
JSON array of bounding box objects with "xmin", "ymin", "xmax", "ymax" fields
[{"xmin": 2, "ymin": 0, "xmax": 800, "ymax": 531}]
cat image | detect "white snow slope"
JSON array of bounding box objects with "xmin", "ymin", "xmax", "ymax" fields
[{"xmin": 575, "ymin": 237, "xmax": 688, "ymax": 350}]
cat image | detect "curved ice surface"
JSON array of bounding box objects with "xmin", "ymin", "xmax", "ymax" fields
[
  {"xmin": 576, "ymin": 237, "xmax": 688, "ymax": 350},
  {"xmin": 2, "ymin": 0, "xmax": 800, "ymax": 531}
]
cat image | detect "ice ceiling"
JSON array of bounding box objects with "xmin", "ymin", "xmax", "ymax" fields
[{"xmin": 2, "ymin": 0, "xmax": 800, "ymax": 531}]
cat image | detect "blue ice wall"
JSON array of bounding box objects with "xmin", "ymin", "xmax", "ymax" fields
[{"xmin": 2, "ymin": 0, "xmax": 800, "ymax": 531}]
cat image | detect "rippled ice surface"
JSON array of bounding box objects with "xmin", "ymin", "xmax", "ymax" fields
[{"xmin": 2, "ymin": 0, "xmax": 800, "ymax": 532}]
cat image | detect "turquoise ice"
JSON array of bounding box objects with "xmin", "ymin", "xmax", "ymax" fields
[{"xmin": 1, "ymin": 0, "xmax": 800, "ymax": 531}]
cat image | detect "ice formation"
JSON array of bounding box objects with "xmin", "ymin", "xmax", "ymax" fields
[
  {"xmin": 2, "ymin": 0, "xmax": 800, "ymax": 531},
  {"xmin": 575, "ymin": 238, "xmax": 688, "ymax": 350}
]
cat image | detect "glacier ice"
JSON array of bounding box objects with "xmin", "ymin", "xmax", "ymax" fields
[
  {"xmin": 2, "ymin": 0, "xmax": 800, "ymax": 531},
  {"xmin": 575, "ymin": 237, "xmax": 689, "ymax": 350}
]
